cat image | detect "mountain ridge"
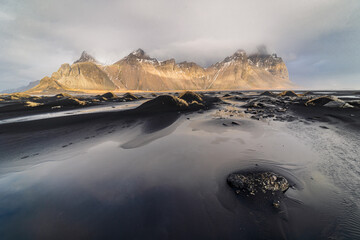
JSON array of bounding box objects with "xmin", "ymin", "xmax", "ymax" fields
[
  {"xmin": 1, "ymin": 80, "xmax": 41, "ymax": 94},
  {"xmin": 26, "ymin": 48, "xmax": 293, "ymax": 93}
]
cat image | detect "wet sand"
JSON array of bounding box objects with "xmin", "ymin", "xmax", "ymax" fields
[{"xmin": 0, "ymin": 91, "xmax": 359, "ymax": 239}]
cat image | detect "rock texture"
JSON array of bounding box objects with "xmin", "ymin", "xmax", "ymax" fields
[
  {"xmin": 74, "ymin": 51, "xmax": 98, "ymax": 64},
  {"xmin": 27, "ymin": 48, "xmax": 293, "ymax": 93},
  {"xmin": 51, "ymin": 62, "xmax": 116, "ymax": 91},
  {"xmin": 227, "ymin": 171, "xmax": 290, "ymax": 196}
]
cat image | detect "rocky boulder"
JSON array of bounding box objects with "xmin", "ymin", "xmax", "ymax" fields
[{"xmin": 227, "ymin": 171, "xmax": 289, "ymax": 196}]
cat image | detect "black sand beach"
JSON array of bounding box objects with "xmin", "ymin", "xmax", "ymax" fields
[{"xmin": 0, "ymin": 91, "xmax": 360, "ymax": 239}]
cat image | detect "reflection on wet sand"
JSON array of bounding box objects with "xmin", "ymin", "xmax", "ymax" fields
[
  {"xmin": 121, "ymin": 112, "xmax": 181, "ymax": 149},
  {"xmin": 0, "ymin": 91, "xmax": 359, "ymax": 239}
]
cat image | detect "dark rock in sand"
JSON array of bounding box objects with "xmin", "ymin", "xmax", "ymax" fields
[
  {"xmin": 123, "ymin": 92, "xmax": 138, "ymax": 101},
  {"xmin": 179, "ymin": 91, "xmax": 203, "ymax": 103},
  {"xmin": 278, "ymin": 91, "xmax": 298, "ymax": 97},
  {"xmin": 241, "ymin": 95, "xmax": 299, "ymax": 122},
  {"xmin": 243, "ymin": 96, "xmax": 280, "ymax": 108},
  {"xmin": 260, "ymin": 91, "xmax": 276, "ymax": 97},
  {"xmin": 55, "ymin": 93, "xmax": 72, "ymax": 98},
  {"xmin": 101, "ymin": 92, "xmax": 117, "ymax": 99},
  {"xmin": 135, "ymin": 95, "xmax": 204, "ymax": 113},
  {"xmin": 305, "ymin": 96, "xmax": 334, "ymax": 106},
  {"xmin": 227, "ymin": 171, "xmax": 289, "ymax": 196},
  {"xmin": 49, "ymin": 97, "xmax": 87, "ymax": 107},
  {"xmin": 220, "ymin": 93, "xmax": 246, "ymax": 101},
  {"xmin": 305, "ymin": 96, "xmax": 353, "ymax": 108},
  {"xmin": 230, "ymin": 91, "xmax": 243, "ymax": 95},
  {"xmin": 324, "ymin": 101, "xmax": 353, "ymax": 108}
]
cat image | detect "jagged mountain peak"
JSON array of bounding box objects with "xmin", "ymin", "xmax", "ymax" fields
[
  {"xmin": 233, "ymin": 49, "xmax": 246, "ymax": 56},
  {"xmin": 248, "ymin": 45, "xmax": 281, "ymax": 61},
  {"xmin": 74, "ymin": 51, "xmax": 97, "ymax": 64},
  {"xmin": 130, "ymin": 48, "xmax": 147, "ymax": 58},
  {"xmin": 248, "ymin": 51, "xmax": 283, "ymax": 64},
  {"xmin": 229, "ymin": 49, "xmax": 247, "ymax": 60},
  {"xmin": 216, "ymin": 49, "xmax": 248, "ymax": 65},
  {"xmin": 117, "ymin": 48, "xmax": 159, "ymax": 64}
]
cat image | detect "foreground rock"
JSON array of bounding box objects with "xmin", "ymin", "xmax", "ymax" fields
[
  {"xmin": 227, "ymin": 171, "xmax": 289, "ymax": 196},
  {"xmin": 227, "ymin": 171, "xmax": 290, "ymax": 208}
]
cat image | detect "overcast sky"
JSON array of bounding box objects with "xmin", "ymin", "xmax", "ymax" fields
[{"xmin": 0, "ymin": 0, "xmax": 359, "ymax": 90}]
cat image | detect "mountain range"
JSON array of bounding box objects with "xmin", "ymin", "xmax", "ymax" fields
[
  {"xmin": 24, "ymin": 48, "xmax": 293, "ymax": 93},
  {"xmin": 1, "ymin": 80, "xmax": 40, "ymax": 94}
]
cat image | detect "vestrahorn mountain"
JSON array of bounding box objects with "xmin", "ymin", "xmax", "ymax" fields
[{"xmin": 26, "ymin": 48, "xmax": 293, "ymax": 93}]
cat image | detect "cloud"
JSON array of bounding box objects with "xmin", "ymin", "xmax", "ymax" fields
[{"xmin": 0, "ymin": 0, "xmax": 359, "ymax": 90}]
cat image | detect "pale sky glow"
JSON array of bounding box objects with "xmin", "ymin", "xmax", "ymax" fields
[{"xmin": 0, "ymin": 0, "xmax": 359, "ymax": 90}]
